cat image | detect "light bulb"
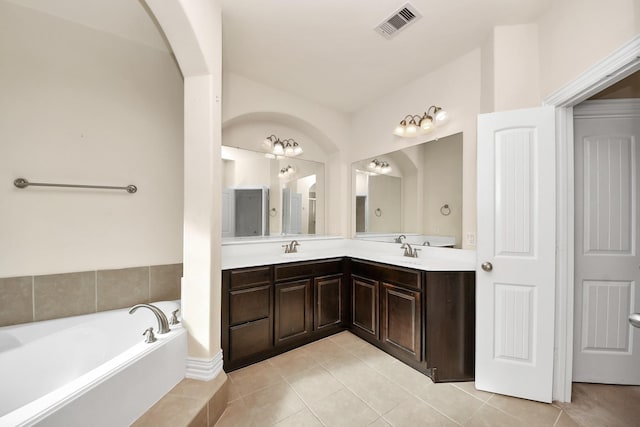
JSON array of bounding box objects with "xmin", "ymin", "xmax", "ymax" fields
[
  {"xmin": 420, "ymin": 115, "xmax": 433, "ymax": 131},
  {"xmin": 393, "ymin": 123, "xmax": 406, "ymax": 137},
  {"xmin": 284, "ymin": 143, "xmax": 294, "ymax": 156},
  {"xmin": 435, "ymin": 108, "xmax": 448, "ymax": 122},
  {"xmin": 273, "ymin": 142, "xmax": 284, "ymax": 155},
  {"xmin": 406, "ymin": 121, "xmax": 418, "ymax": 136}
]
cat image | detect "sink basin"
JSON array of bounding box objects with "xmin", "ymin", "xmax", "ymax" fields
[
  {"xmin": 379, "ymin": 255, "xmax": 423, "ymax": 266},
  {"xmin": 280, "ymin": 252, "xmax": 307, "ymax": 260}
]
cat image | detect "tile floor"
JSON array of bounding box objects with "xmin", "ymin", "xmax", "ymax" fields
[{"xmin": 215, "ymin": 331, "xmax": 633, "ymax": 426}]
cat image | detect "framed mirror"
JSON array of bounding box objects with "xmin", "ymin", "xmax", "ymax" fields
[
  {"xmin": 352, "ymin": 132, "xmax": 462, "ymax": 248},
  {"xmin": 222, "ymin": 145, "xmax": 324, "ymax": 239}
]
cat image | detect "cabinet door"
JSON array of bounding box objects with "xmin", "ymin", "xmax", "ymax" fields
[
  {"xmin": 275, "ymin": 279, "xmax": 312, "ymax": 344},
  {"xmin": 351, "ymin": 275, "xmax": 379, "ymax": 339},
  {"xmin": 314, "ymin": 274, "xmax": 343, "ymax": 331},
  {"xmin": 381, "ymin": 282, "xmax": 421, "ymax": 362}
]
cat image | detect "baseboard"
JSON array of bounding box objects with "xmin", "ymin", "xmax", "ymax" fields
[{"xmin": 185, "ymin": 349, "xmax": 224, "ymax": 381}]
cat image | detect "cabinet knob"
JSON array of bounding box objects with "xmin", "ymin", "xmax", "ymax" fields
[{"xmin": 481, "ymin": 262, "xmax": 493, "ymax": 272}]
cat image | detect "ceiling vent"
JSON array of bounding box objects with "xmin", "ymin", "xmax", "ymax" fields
[{"xmin": 374, "ymin": 3, "xmax": 422, "ymax": 39}]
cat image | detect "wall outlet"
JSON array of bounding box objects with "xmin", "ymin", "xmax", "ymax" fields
[{"xmin": 466, "ymin": 232, "xmax": 476, "ymax": 245}]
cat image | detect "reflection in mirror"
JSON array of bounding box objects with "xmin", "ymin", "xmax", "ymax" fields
[
  {"xmin": 222, "ymin": 146, "xmax": 324, "ymax": 238},
  {"xmin": 353, "ymin": 132, "xmax": 462, "ymax": 248}
]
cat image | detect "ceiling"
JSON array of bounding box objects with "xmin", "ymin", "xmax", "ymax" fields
[{"xmin": 7, "ymin": 0, "xmax": 553, "ymax": 113}]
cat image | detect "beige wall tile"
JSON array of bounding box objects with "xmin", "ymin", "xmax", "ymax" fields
[
  {"xmin": 97, "ymin": 266, "xmax": 149, "ymax": 311},
  {"xmin": 189, "ymin": 405, "xmax": 208, "ymax": 427},
  {"xmin": 150, "ymin": 263, "xmax": 182, "ymax": 302},
  {"xmin": 34, "ymin": 271, "xmax": 95, "ymax": 321},
  {"xmin": 207, "ymin": 379, "xmax": 229, "ymax": 426},
  {"xmin": 0, "ymin": 276, "xmax": 33, "ymax": 326}
]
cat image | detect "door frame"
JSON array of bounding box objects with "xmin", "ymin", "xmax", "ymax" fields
[{"xmin": 543, "ymin": 34, "xmax": 640, "ymax": 402}]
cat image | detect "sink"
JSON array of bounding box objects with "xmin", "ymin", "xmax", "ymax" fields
[
  {"xmin": 280, "ymin": 252, "xmax": 307, "ymax": 260},
  {"xmin": 379, "ymin": 255, "xmax": 423, "ymax": 266}
]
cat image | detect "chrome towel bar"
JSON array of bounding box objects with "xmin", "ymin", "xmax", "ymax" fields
[{"xmin": 13, "ymin": 178, "xmax": 137, "ymax": 193}]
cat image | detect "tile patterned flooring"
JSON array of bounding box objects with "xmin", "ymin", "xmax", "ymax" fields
[{"xmin": 216, "ymin": 331, "xmax": 603, "ymax": 426}]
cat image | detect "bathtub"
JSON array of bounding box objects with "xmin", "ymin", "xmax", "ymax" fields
[{"xmin": 0, "ymin": 301, "xmax": 187, "ymax": 427}]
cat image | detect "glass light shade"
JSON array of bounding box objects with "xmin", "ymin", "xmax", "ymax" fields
[
  {"xmin": 284, "ymin": 143, "xmax": 294, "ymax": 156},
  {"xmin": 278, "ymin": 170, "xmax": 285, "ymax": 178},
  {"xmin": 420, "ymin": 115, "xmax": 433, "ymax": 131},
  {"xmin": 293, "ymin": 143, "xmax": 303, "ymax": 155},
  {"xmin": 368, "ymin": 160, "xmax": 377, "ymax": 169},
  {"xmin": 381, "ymin": 165, "xmax": 391, "ymax": 174},
  {"xmin": 263, "ymin": 138, "xmax": 273, "ymax": 148},
  {"xmin": 405, "ymin": 121, "xmax": 418, "ymax": 135},
  {"xmin": 435, "ymin": 108, "xmax": 448, "ymax": 122},
  {"xmin": 393, "ymin": 123, "xmax": 406, "ymax": 137},
  {"xmin": 273, "ymin": 142, "xmax": 284, "ymax": 155}
]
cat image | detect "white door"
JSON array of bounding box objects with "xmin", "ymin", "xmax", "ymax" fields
[
  {"xmin": 477, "ymin": 106, "xmax": 556, "ymax": 403},
  {"xmin": 573, "ymin": 100, "xmax": 640, "ymax": 384}
]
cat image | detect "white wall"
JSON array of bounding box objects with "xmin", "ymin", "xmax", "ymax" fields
[
  {"xmin": 492, "ymin": 24, "xmax": 541, "ymax": 111},
  {"xmin": 222, "ymin": 72, "xmax": 352, "ymax": 236},
  {"xmin": 537, "ymin": 0, "xmax": 639, "ymax": 98},
  {"xmin": 350, "ymin": 49, "xmax": 482, "ymax": 248},
  {"xmin": 0, "ymin": 2, "xmax": 183, "ymax": 277}
]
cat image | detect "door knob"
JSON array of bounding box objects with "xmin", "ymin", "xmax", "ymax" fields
[
  {"xmin": 629, "ymin": 313, "xmax": 640, "ymax": 328},
  {"xmin": 481, "ymin": 262, "xmax": 493, "ymax": 272}
]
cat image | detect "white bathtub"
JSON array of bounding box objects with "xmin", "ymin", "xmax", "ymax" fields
[{"xmin": 0, "ymin": 301, "xmax": 187, "ymax": 427}]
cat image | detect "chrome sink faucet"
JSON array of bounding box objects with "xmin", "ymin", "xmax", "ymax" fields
[
  {"xmin": 401, "ymin": 243, "xmax": 420, "ymax": 258},
  {"xmin": 395, "ymin": 234, "xmax": 407, "ymax": 243},
  {"xmin": 129, "ymin": 303, "xmax": 170, "ymax": 334},
  {"xmin": 282, "ymin": 240, "xmax": 301, "ymax": 253}
]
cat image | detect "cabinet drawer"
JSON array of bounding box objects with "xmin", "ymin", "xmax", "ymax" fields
[
  {"xmin": 275, "ymin": 259, "xmax": 343, "ymax": 282},
  {"xmin": 229, "ymin": 284, "xmax": 271, "ymax": 325},
  {"xmin": 229, "ymin": 318, "xmax": 272, "ymax": 360},
  {"xmin": 229, "ymin": 266, "xmax": 271, "ymax": 289},
  {"xmin": 351, "ymin": 259, "xmax": 421, "ymax": 290}
]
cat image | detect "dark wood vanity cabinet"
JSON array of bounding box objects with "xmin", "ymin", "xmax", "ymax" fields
[
  {"xmin": 425, "ymin": 271, "xmax": 476, "ymax": 382},
  {"xmin": 348, "ymin": 258, "xmax": 475, "ymax": 382},
  {"xmin": 223, "ymin": 257, "xmax": 474, "ymax": 381},
  {"xmin": 222, "ymin": 266, "xmax": 273, "ymax": 367},
  {"xmin": 223, "ymin": 258, "xmax": 345, "ymax": 371}
]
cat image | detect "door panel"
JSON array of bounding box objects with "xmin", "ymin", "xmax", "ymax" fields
[
  {"xmin": 573, "ymin": 102, "xmax": 640, "ymax": 384},
  {"xmin": 314, "ymin": 275, "xmax": 343, "ymax": 330},
  {"xmin": 274, "ymin": 279, "xmax": 312, "ymax": 344},
  {"xmin": 352, "ymin": 275, "xmax": 378, "ymax": 338},
  {"xmin": 381, "ymin": 282, "xmax": 421, "ymax": 361},
  {"xmin": 477, "ymin": 106, "xmax": 556, "ymax": 403}
]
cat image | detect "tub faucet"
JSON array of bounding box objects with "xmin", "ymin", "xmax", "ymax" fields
[
  {"xmin": 395, "ymin": 234, "xmax": 407, "ymax": 243},
  {"xmin": 282, "ymin": 240, "xmax": 300, "ymax": 253},
  {"xmin": 401, "ymin": 243, "xmax": 420, "ymax": 258},
  {"xmin": 129, "ymin": 303, "xmax": 170, "ymax": 334}
]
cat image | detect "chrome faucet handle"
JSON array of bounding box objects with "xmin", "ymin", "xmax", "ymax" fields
[
  {"xmin": 282, "ymin": 244, "xmax": 290, "ymax": 254},
  {"xmin": 143, "ymin": 327, "xmax": 157, "ymax": 343},
  {"xmin": 170, "ymin": 309, "xmax": 180, "ymax": 325},
  {"xmin": 413, "ymin": 248, "xmax": 421, "ymax": 258}
]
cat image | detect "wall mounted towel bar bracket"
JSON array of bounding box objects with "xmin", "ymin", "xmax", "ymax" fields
[{"xmin": 14, "ymin": 178, "xmax": 137, "ymax": 193}]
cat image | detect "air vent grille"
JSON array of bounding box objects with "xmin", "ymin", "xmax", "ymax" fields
[{"xmin": 374, "ymin": 3, "xmax": 421, "ymax": 39}]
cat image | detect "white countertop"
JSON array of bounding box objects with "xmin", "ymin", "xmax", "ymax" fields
[{"xmin": 221, "ymin": 237, "xmax": 476, "ymax": 271}]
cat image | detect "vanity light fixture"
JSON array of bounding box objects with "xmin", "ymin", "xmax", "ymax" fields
[
  {"xmin": 263, "ymin": 135, "xmax": 303, "ymax": 157},
  {"xmin": 393, "ymin": 105, "xmax": 448, "ymax": 138},
  {"xmin": 368, "ymin": 159, "xmax": 391, "ymax": 174},
  {"xmin": 278, "ymin": 165, "xmax": 295, "ymax": 178}
]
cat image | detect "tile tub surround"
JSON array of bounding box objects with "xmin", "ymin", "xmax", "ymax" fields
[
  {"xmin": 0, "ymin": 263, "xmax": 182, "ymax": 327},
  {"xmin": 133, "ymin": 373, "xmax": 229, "ymax": 427}
]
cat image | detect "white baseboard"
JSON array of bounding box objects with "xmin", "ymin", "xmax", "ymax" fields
[{"xmin": 185, "ymin": 349, "xmax": 224, "ymax": 381}]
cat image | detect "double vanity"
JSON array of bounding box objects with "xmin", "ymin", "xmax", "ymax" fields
[{"xmin": 221, "ymin": 237, "xmax": 475, "ymax": 383}]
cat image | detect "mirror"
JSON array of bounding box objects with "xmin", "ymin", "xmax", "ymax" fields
[
  {"xmin": 222, "ymin": 145, "xmax": 324, "ymax": 238},
  {"xmin": 353, "ymin": 132, "xmax": 462, "ymax": 248}
]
